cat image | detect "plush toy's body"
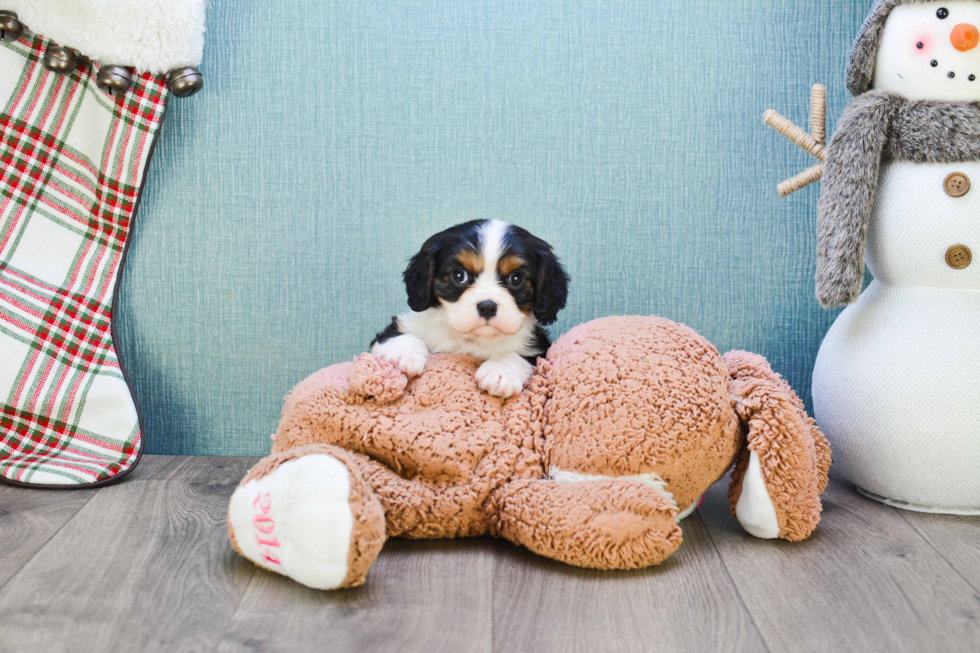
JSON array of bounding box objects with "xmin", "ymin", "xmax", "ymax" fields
[{"xmin": 228, "ymin": 316, "xmax": 829, "ymax": 590}]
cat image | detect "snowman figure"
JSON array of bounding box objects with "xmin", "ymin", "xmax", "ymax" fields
[{"xmin": 811, "ymin": 0, "xmax": 980, "ymax": 514}]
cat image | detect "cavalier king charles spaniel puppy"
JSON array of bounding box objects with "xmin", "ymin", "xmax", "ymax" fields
[{"xmin": 371, "ymin": 220, "xmax": 569, "ymax": 398}]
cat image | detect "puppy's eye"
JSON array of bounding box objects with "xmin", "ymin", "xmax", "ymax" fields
[
  {"xmin": 507, "ymin": 272, "xmax": 524, "ymax": 287},
  {"xmin": 938, "ymin": 7, "xmax": 949, "ymax": 19},
  {"xmin": 452, "ymin": 269, "xmax": 469, "ymax": 284}
]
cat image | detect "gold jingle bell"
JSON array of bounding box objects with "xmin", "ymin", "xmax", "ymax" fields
[
  {"xmin": 167, "ymin": 66, "xmax": 203, "ymax": 98},
  {"xmin": 43, "ymin": 45, "xmax": 77, "ymax": 74},
  {"xmin": 0, "ymin": 10, "xmax": 21, "ymax": 43},
  {"xmin": 96, "ymin": 65, "xmax": 133, "ymax": 96}
]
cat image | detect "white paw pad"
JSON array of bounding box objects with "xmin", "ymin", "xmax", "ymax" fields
[
  {"xmin": 735, "ymin": 450, "xmax": 781, "ymax": 539},
  {"xmin": 229, "ymin": 454, "xmax": 354, "ymax": 589},
  {"xmin": 371, "ymin": 334, "xmax": 430, "ymax": 378},
  {"xmin": 476, "ymin": 356, "xmax": 532, "ymax": 398}
]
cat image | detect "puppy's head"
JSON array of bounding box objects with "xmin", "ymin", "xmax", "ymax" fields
[{"xmin": 403, "ymin": 220, "xmax": 569, "ymax": 336}]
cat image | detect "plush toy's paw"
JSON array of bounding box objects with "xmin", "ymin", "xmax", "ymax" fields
[
  {"xmin": 725, "ymin": 350, "xmax": 829, "ymax": 542},
  {"xmin": 348, "ymin": 354, "xmax": 408, "ymax": 402},
  {"xmin": 228, "ymin": 449, "xmax": 385, "ymax": 590},
  {"xmin": 476, "ymin": 354, "xmax": 533, "ymax": 398},
  {"xmin": 371, "ymin": 334, "xmax": 429, "ymax": 378},
  {"xmin": 734, "ymin": 450, "xmax": 780, "ymax": 539},
  {"xmin": 491, "ymin": 478, "xmax": 683, "ymax": 570}
]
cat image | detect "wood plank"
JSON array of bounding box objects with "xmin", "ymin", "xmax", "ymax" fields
[
  {"xmin": 0, "ymin": 483, "xmax": 97, "ymax": 590},
  {"xmin": 217, "ymin": 537, "xmax": 494, "ymax": 653},
  {"xmin": 491, "ymin": 511, "xmax": 767, "ymax": 653},
  {"xmin": 896, "ymin": 508, "xmax": 980, "ymax": 593},
  {"xmin": 698, "ymin": 477, "xmax": 980, "ymax": 653},
  {"xmin": 0, "ymin": 455, "xmax": 259, "ymax": 653}
]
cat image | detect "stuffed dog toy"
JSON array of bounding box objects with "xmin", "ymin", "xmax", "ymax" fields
[{"xmin": 228, "ymin": 316, "xmax": 830, "ymax": 590}]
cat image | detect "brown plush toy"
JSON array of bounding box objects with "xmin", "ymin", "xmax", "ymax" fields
[{"xmin": 228, "ymin": 316, "xmax": 830, "ymax": 590}]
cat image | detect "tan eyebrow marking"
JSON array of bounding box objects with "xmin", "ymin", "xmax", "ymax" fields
[
  {"xmin": 498, "ymin": 255, "xmax": 526, "ymax": 275},
  {"xmin": 456, "ymin": 250, "xmax": 484, "ymax": 274}
]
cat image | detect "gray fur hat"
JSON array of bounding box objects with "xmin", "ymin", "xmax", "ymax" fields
[{"xmin": 847, "ymin": 0, "xmax": 939, "ymax": 95}]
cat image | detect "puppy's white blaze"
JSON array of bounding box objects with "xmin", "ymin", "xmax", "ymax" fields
[{"xmin": 478, "ymin": 219, "xmax": 509, "ymax": 273}]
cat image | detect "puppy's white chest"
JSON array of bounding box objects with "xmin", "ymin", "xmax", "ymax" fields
[{"xmin": 398, "ymin": 308, "xmax": 539, "ymax": 360}]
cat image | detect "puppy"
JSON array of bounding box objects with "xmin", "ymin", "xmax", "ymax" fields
[{"xmin": 371, "ymin": 220, "xmax": 569, "ymax": 398}]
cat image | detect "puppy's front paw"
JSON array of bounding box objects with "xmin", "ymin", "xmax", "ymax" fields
[
  {"xmin": 387, "ymin": 351, "xmax": 428, "ymax": 378},
  {"xmin": 476, "ymin": 356, "xmax": 533, "ymax": 398},
  {"xmin": 371, "ymin": 334, "xmax": 430, "ymax": 378}
]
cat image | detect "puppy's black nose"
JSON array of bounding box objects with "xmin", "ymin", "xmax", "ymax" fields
[{"xmin": 477, "ymin": 300, "xmax": 497, "ymax": 320}]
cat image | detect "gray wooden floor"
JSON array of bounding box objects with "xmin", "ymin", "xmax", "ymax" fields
[{"xmin": 0, "ymin": 456, "xmax": 978, "ymax": 653}]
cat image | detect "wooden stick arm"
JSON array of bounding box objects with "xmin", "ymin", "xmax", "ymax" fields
[
  {"xmin": 778, "ymin": 163, "xmax": 825, "ymax": 198},
  {"xmin": 763, "ymin": 110, "xmax": 826, "ymax": 162},
  {"xmin": 810, "ymin": 84, "xmax": 826, "ymax": 144},
  {"xmin": 764, "ymin": 84, "xmax": 829, "ymax": 197}
]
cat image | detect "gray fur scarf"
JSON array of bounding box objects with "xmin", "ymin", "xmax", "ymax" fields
[{"xmin": 816, "ymin": 92, "xmax": 980, "ymax": 307}]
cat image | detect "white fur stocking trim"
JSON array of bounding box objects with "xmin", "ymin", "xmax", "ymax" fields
[{"xmin": 6, "ymin": 0, "xmax": 206, "ymax": 73}]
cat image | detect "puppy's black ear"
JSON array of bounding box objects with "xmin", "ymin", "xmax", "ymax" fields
[
  {"xmin": 403, "ymin": 234, "xmax": 442, "ymax": 312},
  {"xmin": 532, "ymin": 240, "xmax": 569, "ymax": 326}
]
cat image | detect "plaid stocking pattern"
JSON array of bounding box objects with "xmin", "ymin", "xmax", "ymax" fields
[{"xmin": 0, "ymin": 33, "xmax": 168, "ymax": 486}]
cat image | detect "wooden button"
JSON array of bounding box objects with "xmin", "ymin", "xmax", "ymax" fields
[
  {"xmin": 946, "ymin": 245, "xmax": 972, "ymax": 269},
  {"xmin": 944, "ymin": 172, "xmax": 971, "ymax": 197}
]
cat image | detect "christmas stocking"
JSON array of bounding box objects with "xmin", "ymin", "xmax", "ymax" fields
[{"xmin": 0, "ymin": 1, "xmax": 205, "ymax": 486}]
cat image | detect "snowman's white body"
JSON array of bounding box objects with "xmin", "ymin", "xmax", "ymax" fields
[
  {"xmin": 813, "ymin": 160, "xmax": 980, "ymax": 513},
  {"xmin": 811, "ymin": 1, "xmax": 980, "ymax": 514}
]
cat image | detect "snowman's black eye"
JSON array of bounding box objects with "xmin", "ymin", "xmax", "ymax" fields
[
  {"xmin": 932, "ymin": 60, "xmax": 940, "ymax": 67},
  {"xmin": 917, "ymin": 42, "xmax": 924, "ymax": 49},
  {"xmin": 938, "ymin": 7, "xmax": 949, "ymax": 19}
]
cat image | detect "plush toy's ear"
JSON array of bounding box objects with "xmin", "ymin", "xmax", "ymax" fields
[
  {"xmin": 403, "ymin": 234, "xmax": 442, "ymax": 312},
  {"xmin": 532, "ymin": 239, "xmax": 570, "ymax": 326}
]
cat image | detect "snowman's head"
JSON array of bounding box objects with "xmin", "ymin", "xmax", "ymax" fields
[{"xmin": 848, "ymin": 0, "xmax": 980, "ymax": 101}]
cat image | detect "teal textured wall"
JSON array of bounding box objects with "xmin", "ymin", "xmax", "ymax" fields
[{"xmin": 119, "ymin": 0, "xmax": 867, "ymax": 456}]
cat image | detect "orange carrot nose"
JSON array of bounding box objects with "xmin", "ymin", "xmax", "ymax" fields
[{"xmin": 951, "ymin": 23, "xmax": 980, "ymax": 51}]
